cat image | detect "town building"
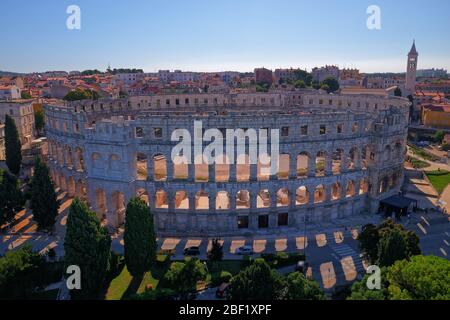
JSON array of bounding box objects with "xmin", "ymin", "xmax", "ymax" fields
[
  {"xmin": 0, "ymin": 100, "xmax": 35, "ymax": 147},
  {"xmin": 417, "ymin": 68, "xmax": 448, "ymax": 79},
  {"xmin": 254, "ymin": 68, "xmax": 273, "ymax": 86},
  {"xmin": 311, "ymin": 65, "xmax": 340, "ymax": 83},
  {"xmin": 0, "ymin": 85, "xmax": 21, "ymax": 100},
  {"xmin": 421, "ymin": 104, "xmax": 450, "ymax": 129}
]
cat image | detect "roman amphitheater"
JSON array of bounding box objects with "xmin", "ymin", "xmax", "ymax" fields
[{"xmin": 44, "ymin": 92, "xmax": 410, "ymax": 236}]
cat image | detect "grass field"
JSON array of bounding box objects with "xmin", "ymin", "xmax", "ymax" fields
[{"xmin": 426, "ymin": 170, "xmax": 450, "ymax": 194}]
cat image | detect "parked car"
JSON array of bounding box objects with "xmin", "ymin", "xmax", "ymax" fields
[
  {"xmin": 216, "ymin": 282, "xmax": 230, "ymax": 299},
  {"xmin": 295, "ymin": 261, "xmax": 309, "ymax": 274},
  {"xmin": 184, "ymin": 246, "xmax": 201, "ymax": 256},
  {"xmin": 235, "ymin": 245, "xmax": 253, "ymax": 255}
]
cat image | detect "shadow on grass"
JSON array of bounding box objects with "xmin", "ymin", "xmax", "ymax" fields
[{"xmin": 121, "ymin": 274, "xmax": 144, "ymax": 300}]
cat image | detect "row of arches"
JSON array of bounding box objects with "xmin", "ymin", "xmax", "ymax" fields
[
  {"xmin": 115, "ymin": 179, "xmax": 370, "ymax": 212},
  {"xmin": 48, "ymin": 141, "xmax": 85, "ymax": 172},
  {"xmin": 50, "ymin": 169, "xmax": 87, "ymax": 200}
]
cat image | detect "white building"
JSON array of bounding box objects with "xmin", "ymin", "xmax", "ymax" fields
[
  {"xmin": 311, "ymin": 65, "xmax": 340, "ymax": 83},
  {"xmin": 0, "ymin": 85, "xmax": 21, "ymax": 100},
  {"xmin": 0, "ymin": 101, "xmax": 35, "ymax": 147}
]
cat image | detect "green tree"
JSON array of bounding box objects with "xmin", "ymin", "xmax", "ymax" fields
[
  {"xmin": 294, "ymin": 80, "xmax": 306, "ymax": 88},
  {"xmin": 64, "ymin": 88, "xmax": 99, "ymax": 101},
  {"xmin": 394, "ymin": 87, "xmax": 402, "ymax": 97},
  {"xmin": 30, "ymin": 158, "xmax": 59, "ymax": 231},
  {"xmin": 21, "ymin": 91, "xmax": 32, "ymax": 99},
  {"xmin": 207, "ymin": 238, "xmax": 223, "ymax": 271},
  {"xmin": 0, "ymin": 244, "xmax": 45, "ymax": 299},
  {"xmin": 0, "ymin": 169, "xmax": 24, "ymax": 227},
  {"xmin": 358, "ymin": 224, "xmax": 380, "ymax": 263},
  {"xmin": 387, "ymin": 255, "xmax": 450, "ymax": 300},
  {"xmin": 377, "ymin": 229, "xmax": 407, "ymax": 267},
  {"xmin": 293, "ymin": 69, "xmax": 313, "ymax": 86},
  {"xmin": 320, "ymin": 84, "xmax": 330, "ymax": 92},
  {"xmin": 64, "ymin": 199, "xmax": 111, "ymax": 299},
  {"xmin": 284, "ymin": 272, "xmax": 325, "ymax": 300},
  {"xmin": 433, "ymin": 130, "xmax": 445, "ymax": 143},
  {"xmin": 4, "ymin": 114, "xmax": 22, "ymax": 176},
  {"xmin": 347, "ymin": 268, "xmax": 389, "ymax": 300},
  {"xmin": 164, "ymin": 258, "xmax": 207, "ymax": 295},
  {"xmin": 227, "ymin": 259, "xmax": 285, "ymax": 300},
  {"xmin": 321, "ymin": 77, "xmax": 340, "ymax": 92},
  {"xmin": 124, "ymin": 197, "xmax": 156, "ymax": 277},
  {"xmin": 34, "ymin": 109, "xmax": 45, "ymax": 135}
]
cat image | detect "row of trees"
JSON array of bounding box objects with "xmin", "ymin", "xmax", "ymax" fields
[
  {"xmin": 63, "ymin": 88, "xmax": 100, "ymax": 101},
  {"xmin": 349, "ymin": 255, "xmax": 450, "ymax": 300}
]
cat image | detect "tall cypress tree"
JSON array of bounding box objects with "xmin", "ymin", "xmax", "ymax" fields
[
  {"xmin": 30, "ymin": 158, "xmax": 59, "ymax": 230},
  {"xmin": 0, "ymin": 169, "xmax": 24, "ymax": 227},
  {"xmin": 124, "ymin": 197, "xmax": 156, "ymax": 277},
  {"xmin": 4, "ymin": 114, "xmax": 22, "ymax": 176},
  {"xmin": 64, "ymin": 199, "xmax": 111, "ymax": 300}
]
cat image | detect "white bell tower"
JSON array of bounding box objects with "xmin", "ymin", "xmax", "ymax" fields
[{"xmin": 405, "ymin": 40, "xmax": 418, "ymax": 95}]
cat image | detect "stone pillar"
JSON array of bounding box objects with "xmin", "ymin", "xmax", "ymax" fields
[
  {"xmin": 188, "ymin": 163, "xmax": 195, "ymax": 182},
  {"xmin": 230, "ymin": 191, "xmax": 237, "ymax": 210},
  {"xmin": 189, "ymin": 195, "xmax": 196, "ymax": 211},
  {"xmin": 250, "ymin": 163, "xmax": 257, "ymax": 181},
  {"xmin": 147, "ymin": 155, "xmax": 154, "ymax": 181},
  {"xmin": 289, "ymin": 153, "xmax": 297, "ymax": 179},
  {"xmin": 250, "ymin": 190, "xmax": 258, "ymax": 210},
  {"xmin": 209, "ymin": 164, "xmax": 215, "ymax": 182},
  {"xmin": 229, "ymin": 155, "xmax": 237, "ymax": 182},
  {"xmin": 270, "ymin": 188, "xmax": 278, "ymax": 210},
  {"xmin": 167, "ymin": 190, "xmax": 175, "ymax": 211},
  {"xmin": 325, "ymin": 153, "xmax": 333, "ymax": 176},
  {"xmin": 341, "ymin": 149, "xmax": 348, "ymax": 173},
  {"xmin": 308, "ymin": 154, "xmax": 316, "ymax": 177}
]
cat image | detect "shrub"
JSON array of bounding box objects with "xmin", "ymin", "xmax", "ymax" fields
[{"xmin": 211, "ymin": 271, "xmax": 233, "ymax": 287}]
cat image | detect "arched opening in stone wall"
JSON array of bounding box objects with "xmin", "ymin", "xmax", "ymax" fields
[
  {"xmin": 95, "ymin": 189, "xmax": 107, "ymax": 219},
  {"xmin": 216, "ymin": 154, "xmax": 230, "ymax": 182},
  {"xmin": 175, "ymin": 190, "xmax": 189, "ymax": 209},
  {"xmin": 331, "ymin": 182, "xmax": 341, "ymax": 200},
  {"xmin": 297, "ymin": 152, "xmax": 308, "ymax": 178},
  {"xmin": 76, "ymin": 179, "xmax": 87, "ymax": 201},
  {"xmin": 92, "ymin": 152, "xmax": 103, "ymax": 169},
  {"xmin": 109, "ymin": 154, "xmax": 121, "ymax": 172},
  {"xmin": 59, "ymin": 174, "xmax": 67, "ymax": 192},
  {"xmin": 296, "ymin": 186, "xmax": 309, "ymax": 205},
  {"xmin": 348, "ymin": 147, "xmax": 359, "ymax": 170},
  {"xmin": 346, "ymin": 181, "xmax": 356, "ymax": 198},
  {"xmin": 155, "ymin": 190, "xmax": 168, "ymax": 209},
  {"xmin": 57, "ymin": 145, "xmax": 64, "ymax": 165},
  {"xmin": 257, "ymin": 154, "xmax": 271, "ymax": 181},
  {"xmin": 173, "ymin": 155, "xmax": 189, "ymax": 180},
  {"xmin": 379, "ymin": 177, "xmax": 388, "ymax": 194},
  {"xmin": 68, "ymin": 176, "xmax": 76, "ymax": 198},
  {"xmin": 136, "ymin": 153, "xmax": 148, "ymax": 180},
  {"xmin": 194, "ymin": 154, "xmax": 208, "ymax": 182},
  {"xmin": 395, "ymin": 141, "xmax": 403, "ymax": 159},
  {"xmin": 75, "ymin": 147, "xmax": 84, "ymax": 171},
  {"xmin": 315, "ymin": 151, "xmax": 326, "ymax": 177},
  {"xmin": 216, "ymin": 191, "xmax": 230, "ymax": 210},
  {"xmin": 332, "ymin": 149, "xmax": 343, "ymax": 175},
  {"xmin": 361, "ymin": 145, "xmax": 370, "ymax": 170},
  {"xmin": 314, "ymin": 184, "xmax": 325, "ymax": 203},
  {"xmin": 257, "ymin": 189, "xmax": 270, "ymax": 208},
  {"xmin": 236, "ymin": 190, "xmax": 250, "ymax": 209},
  {"xmin": 384, "ymin": 145, "xmax": 392, "ymax": 162},
  {"xmin": 136, "ymin": 188, "xmax": 149, "ymax": 205},
  {"xmin": 277, "ymin": 188, "xmax": 289, "ymax": 207},
  {"xmin": 277, "ymin": 154, "xmax": 290, "ymax": 180},
  {"xmin": 112, "ymin": 191, "xmax": 126, "ymax": 226},
  {"xmin": 154, "ymin": 154, "xmax": 168, "ymax": 181},
  {"xmin": 66, "ymin": 146, "xmax": 73, "ymax": 168},
  {"xmin": 360, "ymin": 178, "xmax": 369, "ymax": 195},
  {"xmin": 236, "ymin": 154, "xmax": 250, "ymax": 182},
  {"xmin": 392, "ymin": 172, "xmax": 399, "ymax": 188},
  {"xmin": 195, "ymin": 190, "xmax": 209, "ymax": 210}
]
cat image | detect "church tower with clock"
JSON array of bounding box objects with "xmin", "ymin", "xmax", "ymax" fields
[{"xmin": 406, "ymin": 40, "xmax": 418, "ymax": 94}]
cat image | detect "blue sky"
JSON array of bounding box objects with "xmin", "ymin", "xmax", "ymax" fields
[{"xmin": 0, "ymin": 0, "xmax": 449, "ymax": 73}]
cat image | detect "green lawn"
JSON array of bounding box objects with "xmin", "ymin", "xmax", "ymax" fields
[
  {"xmin": 408, "ymin": 144, "xmax": 440, "ymax": 162},
  {"xmin": 426, "ymin": 170, "xmax": 450, "ymax": 194}
]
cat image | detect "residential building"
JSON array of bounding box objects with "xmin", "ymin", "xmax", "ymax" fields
[
  {"xmin": 0, "ymin": 85, "xmax": 21, "ymax": 100},
  {"xmin": 311, "ymin": 65, "xmax": 340, "ymax": 83},
  {"xmin": 421, "ymin": 104, "xmax": 450, "ymax": 129},
  {"xmin": 417, "ymin": 68, "xmax": 448, "ymax": 78},
  {"xmin": 254, "ymin": 68, "xmax": 273, "ymax": 86},
  {"xmin": 0, "ymin": 101, "xmax": 35, "ymax": 147}
]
